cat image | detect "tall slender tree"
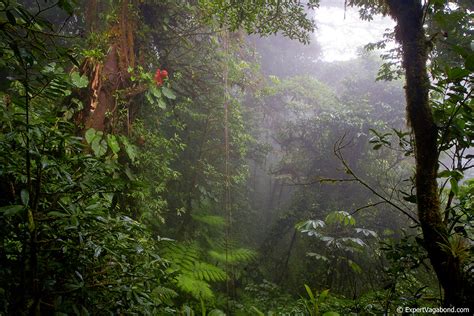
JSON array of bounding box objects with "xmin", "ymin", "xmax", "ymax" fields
[{"xmin": 382, "ymin": 0, "xmax": 473, "ymax": 307}]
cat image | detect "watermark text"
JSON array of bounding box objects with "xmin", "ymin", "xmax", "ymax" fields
[{"xmin": 396, "ymin": 306, "xmax": 470, "ymax": 314}]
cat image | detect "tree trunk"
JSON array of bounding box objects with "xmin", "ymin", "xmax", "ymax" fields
[
  {"xmin": 386, "ymin": 0, "xmax": 473, "ymax": 307},
  {"xmin": 85, "ymin": 44, "xmax": 120, "ymax": 131},
  {"xmin": 81, "ymin": 0, "xmax": 137, "ymax": 132}
]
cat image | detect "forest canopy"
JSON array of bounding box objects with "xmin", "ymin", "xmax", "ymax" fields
[{"xmin": 0, "ymin": 0, "xmax": 473, "ymax": 315}]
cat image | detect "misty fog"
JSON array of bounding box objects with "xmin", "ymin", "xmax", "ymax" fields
[{"xmin": 1, "ymin": 0, "xmax": 472, "ymax": 314}]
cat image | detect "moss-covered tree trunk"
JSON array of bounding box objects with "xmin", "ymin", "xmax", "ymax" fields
[{"xmin": 385, "ymin": 0, "xmax": 473, "ymax": 307}]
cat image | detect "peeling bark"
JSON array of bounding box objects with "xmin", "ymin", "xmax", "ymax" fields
[
  {"xmin": 80, "ymin": 0, "xmax": 139, "ymax": 133},
  {"xmin": 85, "ymin": 44, "xmax": 121, "ymax": 131}
]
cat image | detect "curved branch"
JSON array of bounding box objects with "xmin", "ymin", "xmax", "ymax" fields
[{"xmin": 333, "ymin": 136, "xmax": 419, "ymax": 224}]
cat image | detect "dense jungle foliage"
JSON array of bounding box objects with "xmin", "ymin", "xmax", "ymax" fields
[{"xmin": 0, "ymin": 0, "xmax": 473, "ymax": 315}]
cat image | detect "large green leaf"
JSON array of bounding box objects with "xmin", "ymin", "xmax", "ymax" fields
[
  {"xmin": 71, "ymin": 72, "xmax": 89, "ymax": 88},
  {"xmin": 162, "ymin": 86, "xmax": 176, "ymax": 100},
  {"xmin": 120, "ymin": 136, "xmax": 138, "ymax": 162},
  {"xmin": 91, "ymin": 138, "xmax": 107, "ymax": 157},
  {"xmin": 106, "ymin": 134, "xmax": 120, "ymax": 154},
  {"xmin": 85, "ymin": 128, "xmax": 97, "ymax": 144}
]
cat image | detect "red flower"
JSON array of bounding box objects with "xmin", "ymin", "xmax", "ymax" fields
[
  {"xmin": 154, "ymin": 68, "xmax": 163, "ymax": 86},
  {"xmin": 154, "ymin": 68, "xmax": 168, "ymax": 86},
  {"xmin": 160, "ymin": 69, "xmax": 168, "ymax": 79}
]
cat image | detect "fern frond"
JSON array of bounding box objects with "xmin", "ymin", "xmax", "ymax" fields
[
  {"xmin": 151, "ymin": 285, "xmax": 178, "ymax": 304},
  {"xmin": 209, "ymin": 238, "xmax": 257, "ymax": 264},
  {"xmin": 161, "ymin": 242, "xmax": 200, "ymax": 264},
  {"xmin": 208, "ymin": 247, "xmax": 257, "ymax": 264},
  {"xmin": 212, "ymin": 238, "xmax": 239, "ymax": 250},
  {"xmin": 191, "ymin": 262, "xmax": 227, "ymax": 282},
  {"xmin": 176, "ymin": 274, "xmax": 214, "ymax": 301},
  {"xmin": 161, "ymin": 241, "xmax": 228, "ymax": 301}
]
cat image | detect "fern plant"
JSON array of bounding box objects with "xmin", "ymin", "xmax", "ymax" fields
[
  {"xmin": 161, "ymin": 242, "xmax": 227, "ymax": 301},
  {"xmin": 208, "ymin": 238, "xmax": 257, "ymax": 265}
]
